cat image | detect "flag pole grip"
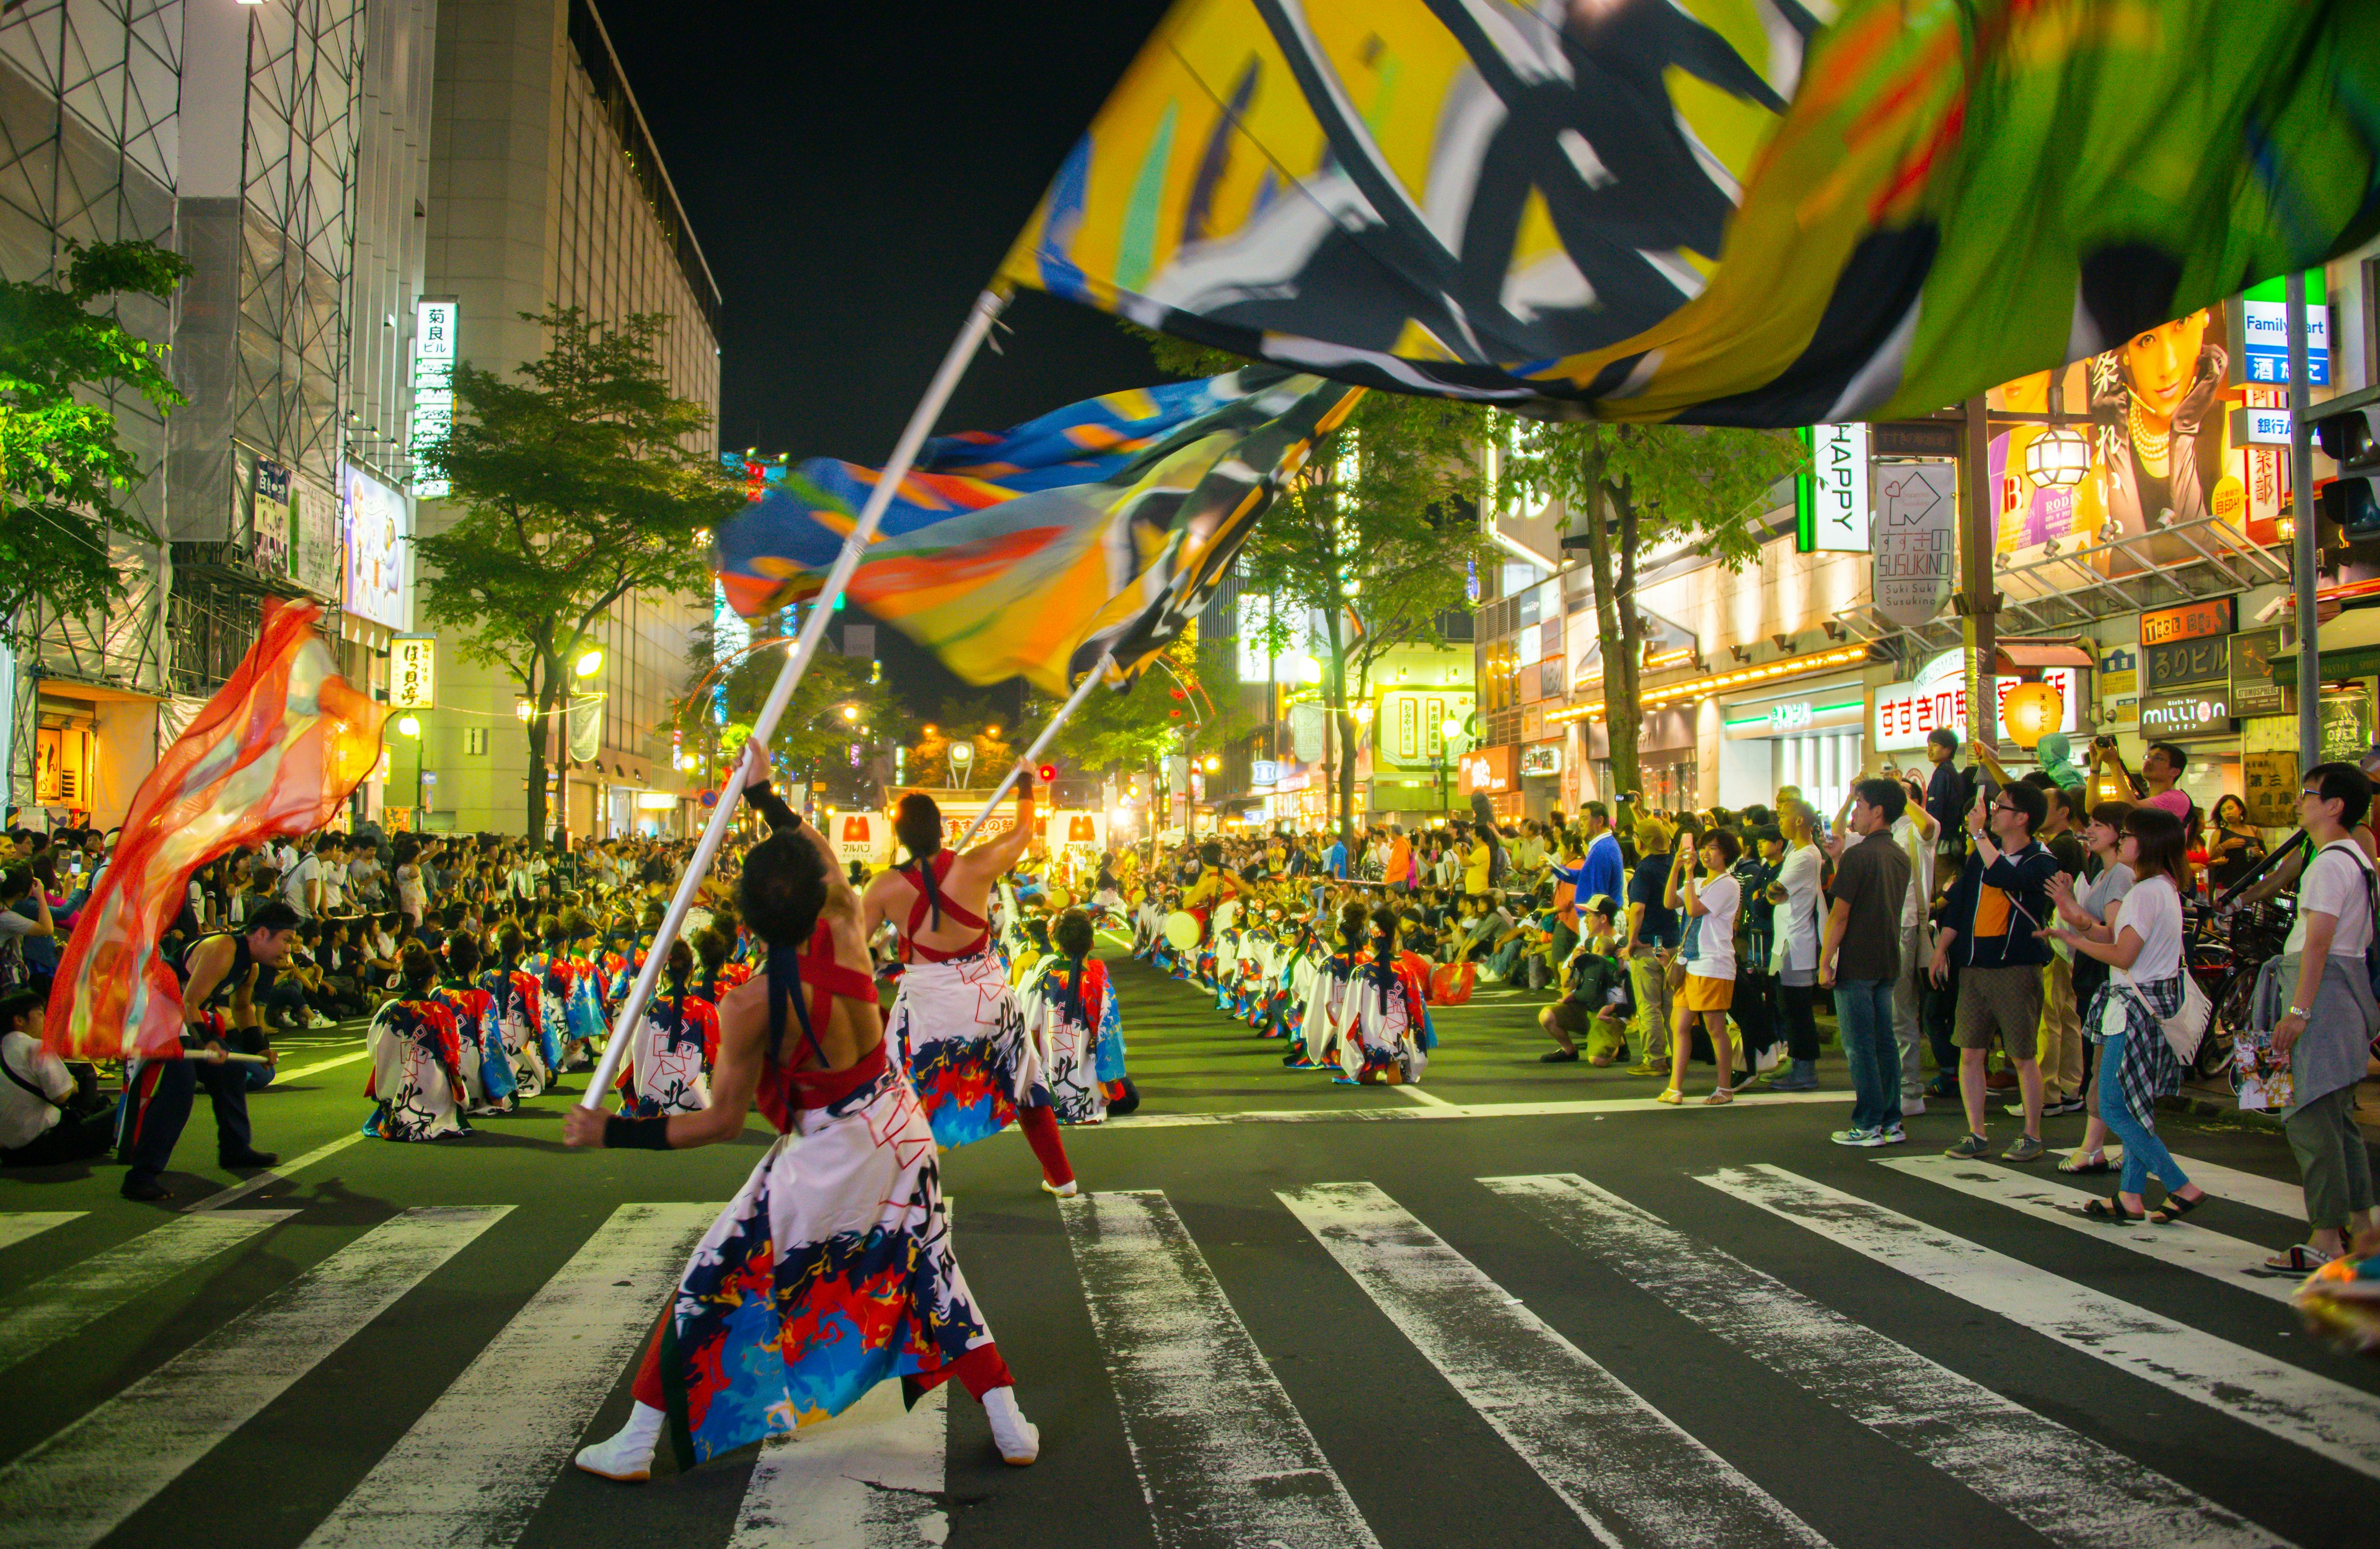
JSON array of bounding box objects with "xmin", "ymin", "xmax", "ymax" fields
[
  {"xmin": 951, "ymin": 653, "xmax": 1113, "ymax": 854},
  {"xmin": 578, "ymin": 286, "xmax": 1011, "ymax": 1110}
]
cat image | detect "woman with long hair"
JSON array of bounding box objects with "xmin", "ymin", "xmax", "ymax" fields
[
  {"xmin": 1021, "ymin": 909, "xmax": 1137, "ymax": 1123},
  {"xmin": 364, "ymin": 942, "xmax": 469, "ymax": 1141},
  {"xmin": 861, "ymin": 772, "xmax": 1076, "ymax": 1196},
  {"xmin": 1756, "ymin": 797, "xmax": 1825, "ymax": 1092},
  {"xmin": 614, "ymin": 938, "xmax": 721, "ymax": 1118},
  {"xmin": 2047, "ymin": 800, "xmax": 2135, "ymax": 1175},
  {"xmin": 2045, "ymin": 806, "xmax": 2209, "ymax": 1222},
  {"xmin": 1337, "ymin": 904, "xmax": 1432, "ymax": 1087},
  {"xmin": 2206, "ymin": 793, "xmax": 2265, "ymax": 896},
  {"xmin": 567, "ymin": 756, "xmax": 1041, "ymax": 1481},
  {"xmin": 1297, "ymin": 899, "xmax": 1372, "ymax": 1072}
]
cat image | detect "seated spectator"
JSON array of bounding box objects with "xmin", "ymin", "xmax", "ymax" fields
[
  {"xmin": 1541, "ymin": 895, "xmax": 1629, "ymax": 1063},
  {"xmin": 0, "ymin": 987, "xmax": 112, "ymax": 1167}
]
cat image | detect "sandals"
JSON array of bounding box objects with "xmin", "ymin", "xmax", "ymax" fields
[
  {"xmin": 1703, "ymin": 1088, "xmax": 1734, "ymax": 1106},
  {"xmin": 2079, "ymin": 1196, "xmax": 2147, "ymax": 1223},
  {"xmin": 2148, "ymin": 1191, "xmax": 2210, "ymax": 1225},
  {"xmin": 1655, "ymin": 1088, "xmax": 1684, "ymax": 1105},
  {"xmin": 2058, "ymin": 1152, "xmax": 2112, "ymax": 1175},
  {"xmin": 2254, "ymin": 1241, "xmax": 2339, "ymax": 1277}
]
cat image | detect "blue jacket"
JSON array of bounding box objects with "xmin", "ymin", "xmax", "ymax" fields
[{"xmin": 1942, "ymin": 839, "xmax": 2062, "ymax": 969}]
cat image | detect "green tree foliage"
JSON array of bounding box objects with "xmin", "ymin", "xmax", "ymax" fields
[
  {"xmin": 906, "ymin": 699, "xmax": 1016, "ymax": 790},
  {"xmin": 1501, "ymin": 420, "xmax": 1806, "ymax": 795},
  {"xmin": 413, "ymin": 306, "xmax": 745, "ymax": 847},
  {"xmin": 676, "ymin": 629, "xmax": 906, "ymax": 807},
  {"xmin": 0, "ymin": 240, "xmax": 190, "ymax": 627},
  {"xmin": 1139, "ymin": 328, "xmax": 1486, "ymax": 840},
  {"xmin": 1044, "ymin": 637, "xmax": 1209, "ymax": 782}
]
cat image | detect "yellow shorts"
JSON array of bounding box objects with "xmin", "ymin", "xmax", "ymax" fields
[{"xmin": 1681, "ymin": 974, "xmax": 1735, "ymax": 1012}]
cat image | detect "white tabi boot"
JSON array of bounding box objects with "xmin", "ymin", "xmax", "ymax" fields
[
  {"xmin": 982, "ymin": 1384, "xmax": 1041, "ymax": 1466},
  {"xmin": 574, "ymin": 1400, "xmax": 663, "ymax": 1482}
]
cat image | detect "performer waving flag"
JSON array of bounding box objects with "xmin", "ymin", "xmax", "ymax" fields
[
  {"xmin": 42, "ymin": 598, "xmax": 384, "ymax": 1199},
  {"xmin": 566, "ymin": 767, "xmax": 1037, "ymax": 1480},
  {"xmin": 862, "ymin": 770, "xmax": 1077, "ymax": 1196}
]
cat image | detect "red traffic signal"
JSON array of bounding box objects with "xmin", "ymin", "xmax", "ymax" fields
[{"xmin": 1036, "ymin": 764, "xmax": 1059, "ymax": 783}]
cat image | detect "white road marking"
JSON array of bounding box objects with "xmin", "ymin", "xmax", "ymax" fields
[
  {"xmin": 1882, "ymin": 1157, "xmax": 2294, "ymax": 1302},
  {"xmin": 0, "ymin": 1212, "xmax": 86, "ymax": 1251},
  {"xmin": 1058, "ymin": 1189, "xmax": 1378, "ymax": 1549},
  {"xmin": 275, "ymin": 1048, "xmax": 373, "ymax": 1082},
  {"xmin": 2077, "ymin": 1150, "xmax": 2310, "ymax": 1220},
  {"xmin": 1706, "ymin": 1165, "xmax": 2380, "ymax": 1480},
  {"xmin": 1483, "ymin": 1173, "xmax": 2290, "ymax": 1549},
  {"xmin": 185, "ymin": 1130, "xmax": 367, "ymax": 1213},
  {"xmin": 729, "ymin": 1382, "xmax": 947, "ymax": 1549},
  {"xmin": 1390, "ymin": 1082, "xmax": 1452, "ymax": 1107},
  {"xmin": 299, "ymin": 1202, "xmax": 714, "ymax": 1549},
  {"xmin": 1280, "ymin": 1181, "xmax": 1828, "ymax": 1549},
  {"xmin": 1015, "ymin": 1088, "xmax": 1854, "ymax": 1132},
  {"xmin": 0, "ymin": 1211, "xmax": 296, "ymax": 1372},
  {"xmin": 0, "ymin": 1206, "xmax": 508, "ymax": 1549}
]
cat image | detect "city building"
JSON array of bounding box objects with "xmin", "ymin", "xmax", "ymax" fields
[
  {"xmin": 2, "ymin": 0, "xmax": 435, "ymax": 827},
  {"xmin": 408, "ymin": 0, "xmax": 721, "ymax": 839}
]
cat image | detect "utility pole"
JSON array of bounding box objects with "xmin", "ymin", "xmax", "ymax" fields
[
  {"xmin": 2288, "ymin": 271, "xmax": 2321, "ymax": 766},
  {"xmin": 1957, "ymin": 392, "xmax": 1999, "ymax": 769}
]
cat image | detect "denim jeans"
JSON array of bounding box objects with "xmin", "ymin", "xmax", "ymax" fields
[
  {"xmin": 1833, "ymin": 979, "xmax": 1901, "ymax": 1132},
  {"xmin": 2098, "ymin": 1033, "xmax": 2188, "ymax": 1199}
]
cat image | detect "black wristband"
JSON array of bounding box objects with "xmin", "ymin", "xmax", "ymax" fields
[{"xmin": 603, "ymin": 1114, "xmax": 672, "ymax": 1150}]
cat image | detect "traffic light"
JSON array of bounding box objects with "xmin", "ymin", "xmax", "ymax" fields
[
  {"xmin": 1036, "ymin": 763, "xmax": 1059, "ymax": 783},
  {"xmin": 2314, "ymin": 389, "xmax": 2380, "ymax": 537}
]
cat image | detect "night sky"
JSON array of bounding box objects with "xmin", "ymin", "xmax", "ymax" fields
[{"xmin": 593, "ymin": 0, "xmax": 1181, "ymax": 719}]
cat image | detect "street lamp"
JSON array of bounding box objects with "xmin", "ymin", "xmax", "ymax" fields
[
  {"xmin": 1433, "ymin": 714, "xmax": 1474, "ymax": 814},
  {"xmin": 574, "ymin": 648, "xmax": 604, "ymax": 678},
  {"xmin": 840, "ymin": 704, "xmax": 859, "ymax": 722},
  {"xmin": 949, "ymin": 739, "xmax": 975, "ymax": 788}
]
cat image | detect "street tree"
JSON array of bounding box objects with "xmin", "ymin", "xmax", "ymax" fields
[
  {"xmin": 413, "ymin": 306, "xmax": 744, "ymax": 847},
  {"xmin": 0, "ymin": 239, "xmax": 190, "ymax": 629},
  {"xmin": 907, "ymin": 699, "xmax": 1016, "ymax": 790},
  {"xmin": 1140, "ymin": 329, "xmax": 1486, "ymax": 841},
  {"xmin": 676, "ymin": 630, "xmax": 906, "ymax": 808},
  {"xmin": 1041, "ymin": 636, "xmax": 1223, "ymax": 809},
  {"xmin": 1501, "ymin": 420, "xmax": 1805, "ymax": 795}
]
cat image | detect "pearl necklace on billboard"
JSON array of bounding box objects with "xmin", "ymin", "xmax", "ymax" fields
[{"xmin": 2128, "ymin": 397, "xmax": 2172, "ymax": 475}]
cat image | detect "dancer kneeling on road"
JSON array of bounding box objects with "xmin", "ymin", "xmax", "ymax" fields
[
  {"xmin": 565, "ymin": 763, "xmax": 1039, "ymax": 1481},
  {"xmin": 863, "ymin": 766, "xmax": 1077, "ymax": 1197}
]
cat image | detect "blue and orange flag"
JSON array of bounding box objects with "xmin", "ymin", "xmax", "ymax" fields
[
  {"xmin": 1000, "ymin": 0, "xmax": 2379, "ymax": 426},
  {"xmin": 714, "ymin": 368, "xmax": 1362, "ymax": 692},
  {"xmin": 44, "ymin": 599, "xmax": 389, "ymax": 1062}
]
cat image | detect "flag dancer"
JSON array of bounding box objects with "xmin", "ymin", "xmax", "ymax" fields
[
  {"xmin": 566, "ymin": 783, "xmax": 1037, "ymax": 1479},
  {"xmin": 862, "ymin": 769, "xmax": 1077, "ymax": 1196},
  {"xmin": 118, "ymin": 906, "xmax": 294, "ymax": 1199}
]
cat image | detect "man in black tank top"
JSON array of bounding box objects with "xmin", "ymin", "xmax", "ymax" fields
[{"xmin": 119, "ymin": 902, "xmax": 300, "ymax": 1200}]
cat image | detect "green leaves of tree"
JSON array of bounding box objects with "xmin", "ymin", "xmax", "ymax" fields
[{"xmin": 0, "ymin": 240, "xmax": 190, "ymax": 625}]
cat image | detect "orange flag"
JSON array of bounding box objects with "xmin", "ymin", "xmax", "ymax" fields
[{"xmin": 43, "ymin": 599, "xmax": 388, "ymax": 1061}]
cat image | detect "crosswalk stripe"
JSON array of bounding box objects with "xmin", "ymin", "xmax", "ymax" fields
[
  {"xmin": 1705, "ymin": 1165, "xmax": 2380, "ymax": 1481},
  {"xmin": 298, "ymin": 1202, "xmax": 715, "ymax": 1549},
  {"xmin": 1481, "ymin": 1173, "xmax": 2289, "ymax": 1549},
  {"xmin": 2074, "ymin": 1150, "xmax": 2310, "ymax": 1220},
  {"xmin": 1881, "ymin": 1157, "xmax": 2294, "ymax": 1302},
  {"xmin": 1279, "ymin": 1181, "xmax": 1829, "ymax": 1549},
  {"xmin": 0, "ymin": 1211, "xmax": 297, "ymax": 1374},
  {"xmin": 185, "ymin": 1131, "xmax": 367, "ymax": 1213},
  {"xmin": 0, "ymin": 1212, "xmax": 86, "ymax": 1251},
  {"xmin": 728, "ymin": 1382, "xmax": 946, "ymax": 1549},
  {"xmin": 1057, "ymin": 1189, "xmax": 1379, "ymax": 1549},
  {"xmin": 0, "ymin": 1205, "xmax": 508, "ymax": 1549}
]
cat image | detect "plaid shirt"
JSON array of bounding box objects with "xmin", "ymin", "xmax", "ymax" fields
[{"xmin": 2085, "ymin": 972, "xmax": 2185, "ymax": 1124}]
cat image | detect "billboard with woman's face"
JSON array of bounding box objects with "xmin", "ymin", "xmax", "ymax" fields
[{"xmin": 1990, "ymin": 299, "xmax": 2281, "ymax": 578}]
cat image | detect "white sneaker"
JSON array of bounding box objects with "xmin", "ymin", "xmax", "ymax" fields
[
  {"xmin": 1831, "ymin": 1127, "xmax": 1888, "ymax": 1147},
  {"xmin": 1040, "ymin": 1178, "xmax": 1079, "ymax": 1199},
  {"xmin": 309, "ymin": 1012, "xmax": 336, "ymax": 1028},
  {"xmin": 1880, "ymin": 1124, "xmax": 1908, "ymax": 1145},
  {"xmin": 573, "ymin": 1402, "xmax": 662, "ymax": 1482},
  {"xmin": 983, "ymin": 1385, "xmax": 1041, "ymax": 1465}
]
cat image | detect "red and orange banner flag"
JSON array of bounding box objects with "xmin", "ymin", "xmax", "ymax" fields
[{"xmin": 43, "ymin": 599, "xmax": 389, "ymax": 1062}]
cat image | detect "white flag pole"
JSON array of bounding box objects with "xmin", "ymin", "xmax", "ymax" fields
[
  {"xmin": 949, "ymin": 651, "xmax": 1115, "ymax": 854},
  {"xmin": 578, "ymin": 285, "xmax": 1011, "ymax": 1109}
]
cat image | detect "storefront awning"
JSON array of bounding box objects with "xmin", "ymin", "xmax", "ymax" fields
[{"xmin": 1993, "ymin": 639, "xmax": 2093, "ymax": 671}]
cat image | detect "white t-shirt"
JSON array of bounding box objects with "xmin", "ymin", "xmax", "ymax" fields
[
  {"xmin": 319, "ymin": 860, "xmax": 347, "ymax": 911},
  {"xmin": 1685, "ymin": 872, "xmax": 1741, "ymax": 982},
  {"xmin": 1891, "ymin": 813, "xmax": 1934, "ymax": 930},
  {"xmin": 1770, "ymin": 844, "xmax": 1823, "ymax": 974},
  {"xmin": 0, "ymin": 1030, "xmax": 74, "ymax": 1150},
  {"xmin": 281, "ymin": 854, "xmax": 319, "ymax": 916},
  {"xmin": 2286, "ymin": 841, "xmax": 2377, "ymax": 958},
  {"xmin": 2112, "ymin": 874, "xmax": 2185, "ymax": 985}
]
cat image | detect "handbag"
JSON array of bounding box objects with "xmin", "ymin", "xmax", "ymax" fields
[{"xmin": 2157, "ymin": 974, "xmax": 2212, "ymax": 1066}]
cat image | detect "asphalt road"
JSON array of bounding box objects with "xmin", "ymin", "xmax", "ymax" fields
[{"xmin": 2, "ymin": 950, "xmax": 2374, "ymax": 1549}]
